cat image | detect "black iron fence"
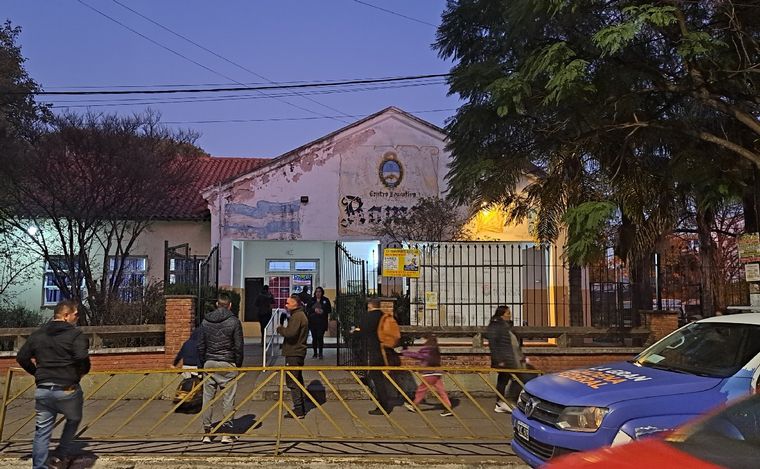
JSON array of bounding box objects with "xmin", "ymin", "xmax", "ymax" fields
[
  {"xmin": 374, "ymin": 242, "xmax": 748, "ymax": 330},
  {"xmin": 164, "ymin": 242, "xmax": 219, "ymax": 325},
  {"xmin": 334, "ymin": 242, "xmax": 367, "ymax": 366}
]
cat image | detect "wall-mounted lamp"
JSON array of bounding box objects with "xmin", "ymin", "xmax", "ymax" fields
[{"xmin": 300, "ymin": 196, "xmax": 309, "ymax": 204}]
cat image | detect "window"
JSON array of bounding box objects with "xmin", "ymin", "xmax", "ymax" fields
[
  {"xmin": 43, "ymin": 257, "xmax": 84, "ymax": 306},
  {"xmin": 108, "ymin": 256, "xmax": 147, "ymax": 302}
]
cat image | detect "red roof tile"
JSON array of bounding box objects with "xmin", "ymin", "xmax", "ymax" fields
[{"xmin": 159, "ymin": 156, "xmax": 269, "ymax": 219}]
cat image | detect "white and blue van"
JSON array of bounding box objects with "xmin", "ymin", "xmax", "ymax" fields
[{"xmin": 511, "ymin": 314, "xmax": 760, "ymax": 467}]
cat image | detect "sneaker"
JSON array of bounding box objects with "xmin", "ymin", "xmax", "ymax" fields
[
  {"xmin": 494, "ymin": 401, "xmax": 512, "ymax": 413},
  {"xmin": 284, "ymin": 411, "xmax": 305, "ymax": 419},
  {"xmin": 440, "ymin": 410, "xmax": 453, "ymax": 417},
  {"xmin": 368, "ymin": 407, "xmax": 386, "ymax": 415},
  {"xmin": 403, "ymin": 402, "xmax": 416, "ymax": 412},
  {"xmin": 201, "ymin": 435, "xmax": 213, "ymax": 443},
  {"xmin": 220, "ymin": 435, "xmax": 238, "ymax": 444}
]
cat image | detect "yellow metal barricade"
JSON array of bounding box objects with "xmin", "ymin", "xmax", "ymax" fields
[{"xmin": 0, "ymin": 365, "xmax": 542, "ymax": 454}]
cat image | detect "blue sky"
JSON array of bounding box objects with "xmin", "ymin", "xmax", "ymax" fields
[{"xmin": 5, "ymin": 0, "xmax": 458, "ymax": 157}]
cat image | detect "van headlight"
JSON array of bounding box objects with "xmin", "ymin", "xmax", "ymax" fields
[{"xmin": 556, "ymin": 406, "xmax": 608, "ymax": 432}]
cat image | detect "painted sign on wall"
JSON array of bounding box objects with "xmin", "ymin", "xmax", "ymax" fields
[{"xmin": 338, "ymin": 146, "xmax": 440, "ymax": 236}]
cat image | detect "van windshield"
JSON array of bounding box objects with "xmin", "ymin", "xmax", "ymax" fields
[{"xmin": 633, "ymin": 322, "xmax": 760, "ymax": 378}]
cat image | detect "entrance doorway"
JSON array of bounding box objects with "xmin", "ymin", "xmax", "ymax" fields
[{"xmin": 266, "ymin": 259, "xmax": 319, "ymax": 309}]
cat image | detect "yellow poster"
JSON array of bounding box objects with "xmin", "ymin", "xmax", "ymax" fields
[
  {"xmin": 382, "ymin": 248, "xmax": 421, "ymax": 278},
  {"xmin": 425, "ymin": 291, "xmax": 438, "ymax": 310}
]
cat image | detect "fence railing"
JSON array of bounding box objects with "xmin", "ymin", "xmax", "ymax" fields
[
  {"xmin": 0, "ymin": 325, "xmax": 165, "ymax": 354},
  {"xmin": 0, "ymin": 364, "xmax": 542, "ymax": 452}
]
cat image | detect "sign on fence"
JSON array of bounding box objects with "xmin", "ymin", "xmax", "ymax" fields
[
  {"xmin": 382, "ymin": 248, "xmax": 420, "ymax": 278},
  {"xmin": 738, "ymin": 233, "xmax": 760, "ymax": 263}
]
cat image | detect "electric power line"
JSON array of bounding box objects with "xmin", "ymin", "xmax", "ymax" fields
[
  {"xmin": 350, "ymin": 0, "xmax": 438, "ymax": 28},
  {"xmin": 160, "ymin": 108, "xmax": 456, "ymax": 125},
  {"xmin": 110, "ymin": 0, "xmax": 353, "ymax": 120},
  {"xmin": 42, "ymin": 80, "xmax": 449, "ymax": 108},
  {"xmin": 20, "ymin": 73, "xmax": 450, "ymax": 96},
  {"xmin": 76, "ymin": 0, "xmax": 346, "ymax": 123}
]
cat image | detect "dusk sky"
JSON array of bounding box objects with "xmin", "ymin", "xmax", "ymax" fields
[{"xmin": 5, "ymin": 1, "xmax": 458, "ymax": 157}]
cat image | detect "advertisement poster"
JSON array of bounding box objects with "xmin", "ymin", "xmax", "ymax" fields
[{"xmin": 382, "ymin": 248, "xmax": 421, "ymax": 278}]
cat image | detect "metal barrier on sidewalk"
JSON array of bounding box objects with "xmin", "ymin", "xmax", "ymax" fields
[{"xmin": 0, "ymin": 365, "xmax": 542, "ymax": 455}]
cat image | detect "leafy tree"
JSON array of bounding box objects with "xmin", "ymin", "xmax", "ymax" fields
[
  {"xmin": 0, "ymin": 111, "xmax": 204, "ymax": 325},
  {"xmin": 373, "ymin": 196, "xmax": 470, "ymax": 243},
  {"xmin": 436, "ymin": 0, "xmax": 758, "ymax": 248}
]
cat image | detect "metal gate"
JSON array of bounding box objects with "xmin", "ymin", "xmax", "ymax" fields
[
  {"xmin": 335, "ymin": 242, "xmax": 367, "ymax": 366},
  {"xmin": 164, "ymin": 242, "xmax": 219, "ymax": 325}
]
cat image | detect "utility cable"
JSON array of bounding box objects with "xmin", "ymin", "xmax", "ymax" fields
[
  {"xmin": 23, "ymin": 74, "xmax": 450, "ymax": 96},
  {"xmin": 75, "ymin": 0, "xmax": 345, "ymax": 122},
  {"xmin": 350, "ymin": 0, "xmax": 438, "ymax": 27},
  {"xmin": 110, "ymin": 0, "xmax": 353, "ymax": 120}
]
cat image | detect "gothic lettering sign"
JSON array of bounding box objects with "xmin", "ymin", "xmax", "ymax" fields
[{"xmin": 338, "ymin": 145, "xmax": 440, "ymax": 236}]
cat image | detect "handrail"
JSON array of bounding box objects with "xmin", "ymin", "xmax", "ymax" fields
[{"xmin": 262, "ymin": 308, "xmax": 284, "ymax": 367}]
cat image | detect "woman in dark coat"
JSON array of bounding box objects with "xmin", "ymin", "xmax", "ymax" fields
[
  {"xmin": 308, "ymin": 286, "xmax": 331, "ymax": 359},
  {"xmin": 486, "ymin": 305, "xmax": 523, "ymax": 413}
]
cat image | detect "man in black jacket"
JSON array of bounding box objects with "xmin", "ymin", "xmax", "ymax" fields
[
  {"xmin": 17, "ymin": 300, "xmax": 90, "ymax": 469},
  {"xmin": 198, "ymin": 293, "xmax": 244, "ymax": 443},
  {"xmin": 253, "ymin": 285, "xmax": 274, "ymax": 346},
  {"xmin": 359, "ymin": 299, "xmax": 394, "ymax": 415}
]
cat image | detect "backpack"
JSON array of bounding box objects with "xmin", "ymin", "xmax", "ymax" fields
[
  {"xmin": 377, "ymin": 312, "xmax": 401, "ymax": 349},
  {"xmin": 173, "ymin": 375, "xmax": 203, "ymax": 414}
]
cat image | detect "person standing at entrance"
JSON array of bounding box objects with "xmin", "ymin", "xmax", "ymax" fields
[
  {"xmin": 198, "ymin": 293, "xmax": 244, "ymax": 443},
  {"xmin": 298, "ymin": 285, "xmax": 314, "ymax": 310},
  {"xmin": 308, "ymin": 286, "xmax": 331, "ymax": 359},
  {"xmin": 486, "ymin": 305, "xmax": 523, "ymax": 413},
  {"xmin": 16, "ymin": 300, "xmax": 90, "ymax": 469},
  {"xmin": 277, "ymin": 294, "xmax": 309, "ymax": 418},
  {"xmin": 254, "ymin": 285, "xmax": 275, "ymax": 346}
]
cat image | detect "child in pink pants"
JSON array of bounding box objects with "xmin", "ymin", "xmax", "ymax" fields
[{"xmin": 402, "ymin": 335, "xmax": 453, "ymax": 416}]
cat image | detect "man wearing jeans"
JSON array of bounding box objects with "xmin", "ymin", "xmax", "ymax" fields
[
  {"xmin": 16, "ymin": 300, "xmax": 90, "ymax": 469},
  {"xmin": 198, "ymin": 293, "xmax": 244, "ymax": 443},
  {"xmin": 277, "ymin": 294, "xmax": 309, "ymax": 418}
]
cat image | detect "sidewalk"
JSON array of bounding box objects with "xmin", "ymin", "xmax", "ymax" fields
[{"xmin": 0, "ymin": 343, "xmax": 529, "ymax": 467}]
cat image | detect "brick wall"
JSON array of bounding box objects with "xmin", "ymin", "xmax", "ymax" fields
[
  {"xmin": 400, "ymin": 348, "xmax": 640, "ymax": 374},
  {"xmin": 640, "ymin": 310, "xmax": 679, "ymax": 346},
  {"xmin": 0, "ymin": 295, "xmax": 196, "ymax": 374},
  {"xmin": 164, "ymin": 295, "xmax": 196, "ymax": 366}
]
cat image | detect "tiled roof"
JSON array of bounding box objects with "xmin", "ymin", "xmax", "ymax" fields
[{"xmin": 159, "ymin": 156, "xmax": 269, "ymax": 219}]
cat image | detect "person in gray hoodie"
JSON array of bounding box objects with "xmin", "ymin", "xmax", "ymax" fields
[
  {"xmin": 198, "ymin": 293, "xmax": 244, "ymax": 443},
  {"xmin": 277, "ymin": 294, "xmax": 309, "ymax": 418}
]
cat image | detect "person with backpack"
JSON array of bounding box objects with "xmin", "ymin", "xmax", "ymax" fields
[
  {"xmin": 401, "ymin": 335, "xmax": 453, "ymax": 417},
  {"xmin": 357, "ymin": 298, "xmax": 398, "ymax": 415}
]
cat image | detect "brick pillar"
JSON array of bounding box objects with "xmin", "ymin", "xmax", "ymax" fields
[
  {"xmin": 165, "ymin": 295, "xmax": 196, "ymax": 367},
  {"xmin": 375, "ymin": 297, "xmax": 397, "ymax": 316},
  {"xmin": 640, "ymin": 310, "xmax": 679, "ymax": 346}
]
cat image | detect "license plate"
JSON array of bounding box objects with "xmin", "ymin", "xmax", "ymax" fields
[{"xmin": 515, "ymin": 420, "xmax": 530, "ymax": 440}]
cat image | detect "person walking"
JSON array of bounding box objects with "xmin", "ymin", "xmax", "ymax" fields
[
  {"xmin": 486, "ymin": 305, "xmax": 523, "ymax": 413},
  {"xmin": 172, "ymin": 328, "xmax": 201, "ymax": 378},
  {"xmin": 198, "ymin": 293, "xmax": 244, "ymax": 443},
  {"xmin": 402, "ymin": 335, "xmax": 453, "ymax": 417},
  {"xmin": 277, "ymin": 294, "xmax": 309, "ymax": 418},
  {"xmin": 308, "ymin": 286, "xmax": 331, "ymax": 359},
  {"xmin": 16, "ymin": 300, "xmax": 90, "ymax": 469},
  {"xmin": 254, "ymin": 285, "xmax": 275, "ymax": 346},
  {"xmin": 358, "ymin": 298, "xmax": 396, "ymax": 415}
]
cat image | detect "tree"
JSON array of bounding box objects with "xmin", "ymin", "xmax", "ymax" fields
[
  {"xmin": 435, "ymin": 1, "xmax": 759, "ymax": 314},
  {"xmin": 0, "ymin": 111, "xmax": 204, "ymax": 325},
  {"xmin": 0, "ymin": 22, "xmax": 48, "ymax": 306},
  {"xmin": 436, "ymin": 0, "xmax": 758, "ymax": 250},
  {"xmin": 373, "ymin": 196, "xmax": 470, "ymax": 243}
]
